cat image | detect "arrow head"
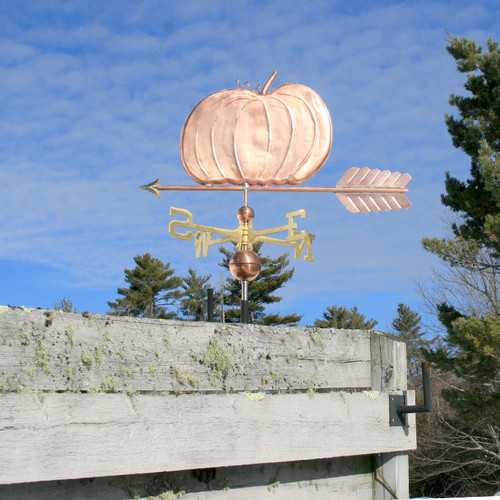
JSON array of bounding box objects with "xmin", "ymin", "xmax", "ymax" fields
[{"xmin": 139, "ymin": 178, "xmax": 161, "ymax": 198}]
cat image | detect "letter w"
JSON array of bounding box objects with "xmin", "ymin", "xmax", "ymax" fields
[{"xmin": 193, "ymin": 231, "xmax": 212, "ymax": 258}]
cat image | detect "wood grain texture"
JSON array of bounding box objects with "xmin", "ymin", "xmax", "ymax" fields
[
  {"xmin": 0, "ymin": 455, "xmax": 373, "ymax": 499},
  {"xmin": 0, "ymin": 307, "xmax": 372, "ymax": 393},
  {"xmin": 0, "ymin": 306, "xmax": 415, "ymax": 497},
  {"xmin": 371, "ymin": 331, "xmax": 413, "ymax": 499},
  {"xmin": 370, "ymin": 331, "xmax": 407, "ymax": 392},
  {"xmin": 0, "ymin": 391, "xmax": 416, "ymax": 484}
]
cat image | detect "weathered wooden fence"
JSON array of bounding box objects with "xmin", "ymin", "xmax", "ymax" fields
[{"xmin": 0, "ymin": 306, "xmax": 415, "ymax": 499}]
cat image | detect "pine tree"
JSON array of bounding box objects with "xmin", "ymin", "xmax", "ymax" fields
[
  {"xmin": 422, "ymin": 35, "xmax": 500, "ymax": 429},
  {"xmin": 107, "ymin": 253, "xmax": 182, "ymax": 319},
  {"xmin": 179, "ymin": 268, "xmax": 212, "ymax": 321},
  {"xmin": 219, "ymin": 242, "xmax": 302, "ymax": 325},
  {"xmin": 439, "ymin": 34, "xmax": 500, "ymax": 252},
  {"xmin": 313, "ymin": 305, "xmax": 377, "ymax": 329},
  {"xmin": 391, "ymin": 303, "xmax": 432, "ymax": 384}
]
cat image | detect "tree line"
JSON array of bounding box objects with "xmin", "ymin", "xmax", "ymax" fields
[{"xmin": 105, "ymin": 243, "xmax": 380, "ymax": 329}]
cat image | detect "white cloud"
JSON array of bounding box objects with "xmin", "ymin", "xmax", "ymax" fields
[{"xmin": 0, "ymin": 0, "xmax": 497, "ymax": 325}]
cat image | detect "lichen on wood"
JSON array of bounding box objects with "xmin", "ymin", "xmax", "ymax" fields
[
  {"xmin": 306, "ymin": 378, "xmax": 316, "ymax": 398},
  {"xmin": 81, "ymin": 352, "xmax": 93, "ymax": 368},
  {"xmin": 35, "ymin": 342, "xmax": 51, "ymax": 374},
  {"xmin": 100, "ymin": 375, "xmax": 119, "ymax": 392},
  {"xmin": 202, "ymin": 338, "xmax": 233, "ymax": 387},
  {"xmin": 170, "ymin": 366, "xmax": 200, "ymax": 389},
  {"xmin": 0, "ymin": 308, "xmax": 381, "ymax": 395},
  {"xmin": 308, "ymin": 329, "xmax": 325, "ymax": 349},
  {"xmin": 65, "ymin": 325, "xmax": 75, "ymax": 345}
]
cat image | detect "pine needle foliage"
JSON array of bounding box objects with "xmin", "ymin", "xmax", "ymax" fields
[
  {"xmin": 107, "ymin": 253, "xmax": 181, "ymax": 319},
  {"xmin": 313, "ymin": 305, "xmax": 377, "ymax": 330},
  {"xmin": 218, "ymin": 242, "xmax": 302, "ymax": 325},
  {"xmin": 179, "ymin": 268, "xmax": 212, "ymax": 321}
]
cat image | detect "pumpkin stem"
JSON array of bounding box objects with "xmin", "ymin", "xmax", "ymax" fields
[{"xmin": 261, "ymin": 71, "xmax": 278, "ymax": 94}]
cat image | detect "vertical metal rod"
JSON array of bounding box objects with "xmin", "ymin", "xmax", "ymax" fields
[
  {"xmin": 240, "ymin": 182, "xmax": 250, "ymax": 323},
  {"xmin": 421, "ymin": 362, "xmax": 433, "ymax": 413},
  {"xmin": 207, "ymin": 288, "xmax": 214, "ymax": 322},
  {"xmin": 243, "ymin": 182, "xmax": 249, "ymax": 206},
  {"xmin": 397, "ymin": 362, "xmax": 433, "ymax": 414},
  {"xmin": 240, "ymin": 280, "xmax": 249, "ymax": 324}
]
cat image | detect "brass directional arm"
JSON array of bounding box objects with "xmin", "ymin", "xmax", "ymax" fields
[{"xmin": 169, "ymin": 207, "xmax": 315, "ymax": 261}]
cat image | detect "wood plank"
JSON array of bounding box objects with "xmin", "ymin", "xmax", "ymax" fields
[
  {"xmin": 371, "ymin": 331, "xmax": 413, "ymax": 499},
  {"xmin": 370, "ymin": 331, "xmax": 407, "ymax": 392},
  {"xmin": 0, "ymin": 308, "xmax": 372, "ymax": 393},
  {"xmin": 0, "ymin": 391, "xmax": 416, "ymax": 484},
  {"xmin": 373, "ymin": 452, "xmax": 409, "ymax": 500},
  {"xmin": 0, "ymin": 455, "xmax": 373, "ymax": 499}
]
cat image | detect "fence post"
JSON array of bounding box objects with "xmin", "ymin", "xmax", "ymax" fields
[{"xmin": 371, "ymin": 332, "xmax": 411, "ymax": 499}]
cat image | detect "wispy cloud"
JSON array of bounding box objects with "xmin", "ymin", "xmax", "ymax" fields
[{"xmin": 1, "ymin": 0, "xmax": 499, "ymax": 326}]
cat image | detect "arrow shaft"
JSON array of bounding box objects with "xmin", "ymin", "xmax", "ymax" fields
[{"xmin": 155, "ymin": 185, "xmax": 408, "ymax": 194}]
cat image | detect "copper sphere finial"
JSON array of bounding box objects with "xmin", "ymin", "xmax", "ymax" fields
[
  {"xmin": 237, "ymin": 205, "xmax": 255, "ymax": 223},
  {"xmin": 229, "ymin": 250, "xmax": 261, "ymax": 281}
]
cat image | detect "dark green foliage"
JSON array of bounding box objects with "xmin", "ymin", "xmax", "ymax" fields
[
  {"xmin": 426, "ymin": 305, "xmax": 500, "ymax": 427},
  {"xmin": 391, "ymin": 303, "xmax": 433, "ymax": 385},
  {"xmin": 219, "ymin": 242, "xmax": 302, "ymax": 325},
  {"xmin": 179, "ymin": 268, "xmax": 212, "ymax": 321},
  {"xmin": 107, "ymin": 253, "xmax": 181, "ymax": 319},
  {"xmin": 416, "ymin": 35, "xmax": 500, "ymax": 497},
  {"xmin": 422, "ymin": 34, "xmax": 500, "ymax": 429},
  {"xmin": 440, "ymin": 35, "xmax": 500, "ymax": 251},
  {"xmin": 313, "ymin": 305, "xmax": 377, "ymax": 330}
]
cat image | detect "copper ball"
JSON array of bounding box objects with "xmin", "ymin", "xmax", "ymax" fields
[
  {"xmin": 237, "ymin": 205, "xmax": 255, "ymax": 222},
  {"xmin": 229, "ymin": 250, "xmax": 261, "ymax": 281}
]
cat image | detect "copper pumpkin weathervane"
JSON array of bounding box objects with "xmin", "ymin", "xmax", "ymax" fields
[{"xmin": 140, "ymin": 71, "xmax": 412, "ymax": 322}]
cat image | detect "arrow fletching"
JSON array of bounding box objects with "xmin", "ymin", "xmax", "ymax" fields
[{"xmin": 335, "ymin": 167, "xmax": 411, "ymax": 213}]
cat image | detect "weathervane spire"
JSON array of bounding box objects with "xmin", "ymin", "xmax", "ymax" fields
[{"xmin": 140, "ymin": 72, "xmax": 412, "ymax": 322}]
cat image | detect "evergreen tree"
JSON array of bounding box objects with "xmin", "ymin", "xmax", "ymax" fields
[
  {"xmin": 409, "ymin": 35, "xmax": 500, "ymax": 499},
  {"xmin": 391, "ymin": 303, "xmax": 432, "ymax": 384},
  {"xmin": 313, "ymin": 305, "xmax": 377, "ymax": 329},
  {"xmin": 422, "ymin": 35, "xmax": 500, "ymax": 429},
  {"xmin": 108, "ymin": 253, "xmax": 182, "ymax": 319},
  {"xmin": 179, "ymin": 268, "xmax": 212, "ymax": 321},
  {"xmin": 219, "ymin": 242, "xmax": 302, "ymax": 325},
  {"xmin": 439, "ymin": 34, "xmax": 500, "ymax": 252}
]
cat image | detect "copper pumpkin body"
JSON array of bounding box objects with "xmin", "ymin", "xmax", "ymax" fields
[{"xmin": 180, "ymin": 80, "xmax": 333, "ymax": 186}]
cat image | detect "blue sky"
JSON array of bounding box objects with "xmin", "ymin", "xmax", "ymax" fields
[{"xmin": 1, "ymin": 0, "xmax": 499, "ymax": 331}]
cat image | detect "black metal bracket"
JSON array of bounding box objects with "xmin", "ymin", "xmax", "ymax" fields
[
  {"xmin": 207, "ymin": 288, "xmax": 214, "ymax": 322},
  {"xmin": 390, "ymin": 362, "xmax": 432, "ymax": 427}
]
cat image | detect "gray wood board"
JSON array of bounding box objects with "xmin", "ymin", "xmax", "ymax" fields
[
  {"xmin": 0, "ymin": 307, "xmax": 376, "ymax": 393},
  {"xmin": 0, "ymin": 391, "xmax": 416, "ymax": 484},
  {"xmin": 371, "ymin": 331, "xmax": 413, "ymax": 499},
  {"xmin": 0, "ymin": 455, "xmax": 373, "ymax": 500}
]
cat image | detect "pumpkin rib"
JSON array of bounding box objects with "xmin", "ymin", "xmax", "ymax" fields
[
  {"xmin": 231, "ymin": 97, "xmax": 260, "ymax": 183},
  {"xmin": 269, "ymin": 92, "xmax": 317, "ymax": 184},
  {"xmin": 283, "ymin": 92, "xmax": 320, "ymax": 182},
  {"xmin": 266, "ymin": 95, "xmax": 296, "ymax": 184},
  {"xmin": 211, "ymin": 95, "xmax": 249, "ymax": 181},
  {"xmin": 256, "ymin": 97, "xmax": 272, "ymax": 180},
  {"xmin": 187, "ymin": 92, "xmax": 228, "ymax": 182},
  {"xmin": 274, "ymin": 87, "xmax": 331, "ymax": 184}
]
